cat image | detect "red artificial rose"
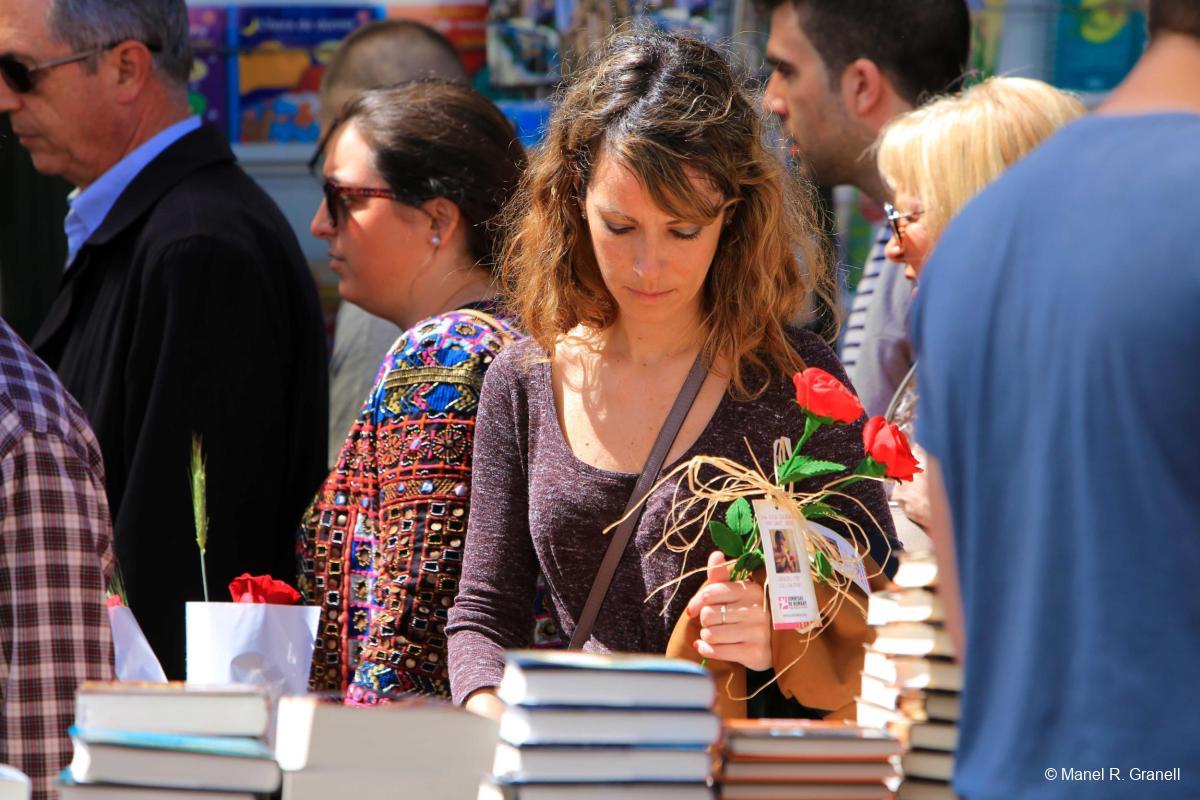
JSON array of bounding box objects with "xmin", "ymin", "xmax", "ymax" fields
[
  {"xmin": 792, "ymin": 367, "xmax": 864, "ymax": 424},
  {"xmin": 228, "ymin": 573, "xmax": 301, "ymax": 605},
  {"xmin": 862, "ymin": 416, "xmax": 923, "ymax": 481},
  {"xmin": 105, "ymin": 594, "xmax": 125, "ymax": 609}
]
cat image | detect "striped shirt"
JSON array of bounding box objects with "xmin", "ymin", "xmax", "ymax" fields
[
  {"xmin": 839, "ymin": 223, "xmax": 891, "ymax": 372},
  {"xmin": 0, "ymin": 319, "xmax": 115, "ymax": 800}
]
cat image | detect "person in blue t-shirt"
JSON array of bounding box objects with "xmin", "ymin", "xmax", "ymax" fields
[{"xmin": 911, "ymin": 2, "xmax": 1200, "ymax": 798}]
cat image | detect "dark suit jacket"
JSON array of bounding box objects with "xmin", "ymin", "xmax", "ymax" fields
[{"xmin": 33, "ymin": 124, "xmax": 328, "ymax": 678}]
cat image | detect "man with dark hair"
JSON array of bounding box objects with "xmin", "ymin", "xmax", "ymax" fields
[
  {"xmin": 317, "ymin": 21, "xmax": 469, "ymax": 464},
  {"xmin": 914, "ymin": 3, "xmax": 1200, "ymax": 796},
  {"xmin": 0, "ymin": 0, "xmax": 328, "ymax": 678},
  {"xmin": 762, "ymin": 0, "xmax": 970, "ymax": 422}
]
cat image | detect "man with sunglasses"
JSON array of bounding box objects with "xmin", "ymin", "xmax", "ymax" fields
[
  {"xmin": 0, "ymin": 0, "xmax": 328, "ymax": 684},
  {"xmin": 760, "ymin": 0, "xmax": 970, "ymax": 421}
]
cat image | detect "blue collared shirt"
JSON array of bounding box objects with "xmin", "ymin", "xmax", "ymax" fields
[{"xmin": 64, "ymin": 115, "xmax": 202, "ymax": 269}]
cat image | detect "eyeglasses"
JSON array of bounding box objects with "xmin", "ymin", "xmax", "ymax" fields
[
  {"xmin": 883, "ymin": 202, "xmax": 923, "ymax": 244},
  {"xmin": 321, "ymin": 180, "xmax": 400, "ymax": 228},
  {"xmin": 0, "ymin": 40, "xmax": 161, "ymax": 94}
]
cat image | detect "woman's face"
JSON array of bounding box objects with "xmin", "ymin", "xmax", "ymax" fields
[
  {"xmin": 310, "ymin": 121, "xmax": 438, "ymax": 323},
  {"xmin": 884, "ymin": 191, "xmax": 932, "ymax": 282},
  {"xmin": 584, "ymin": 152, "xmax": 728, "ymax": 329}
]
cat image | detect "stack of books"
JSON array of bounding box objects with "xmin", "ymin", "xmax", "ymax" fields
[
  {"xmin": 60, "ymin": 682, "xmax": 279, "ymax": 799},
  {"xmin": 856, "ymin": 550, "xmax": 963, "ymax": 800},
  {"xmin": 0, "ymin": 764, "xmax": 30, "ymax": 800},
  {"xmin": 717, "ymin": 719, "xmax": 901, "ymax": 799},
  {"xmin": 275, "ymin": 694, "xmax": 499, "ymax": 798},
  {"xmin": 481, "ymin": 651, "xmax": 719, "ymax": 799}
]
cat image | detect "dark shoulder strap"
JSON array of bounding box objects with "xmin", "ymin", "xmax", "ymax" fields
[{"xmin": 568, "ymin": 352, "xmax": 710, "ymax": 650}]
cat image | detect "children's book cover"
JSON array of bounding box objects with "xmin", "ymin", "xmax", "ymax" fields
[
  {"xmin": 187, "ymin": 7, "xmax": 227, "ymax": 133},
  {"xmin": 233, "ymin": 6, "xmax": 380, "ymax": 143}
]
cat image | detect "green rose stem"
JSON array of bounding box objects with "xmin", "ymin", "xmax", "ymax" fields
[
  {"xmin": 774, "ymin": 415, "xmax": 826, "ymax": 482},
  {"xmin": 190, "ymin": 434, "xmax": 210, "ymax": 603}
]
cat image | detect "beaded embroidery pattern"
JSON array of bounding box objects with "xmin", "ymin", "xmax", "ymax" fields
[{"xmin": 298, "ymin": 307, "xmax": 558, "ymax": 701}]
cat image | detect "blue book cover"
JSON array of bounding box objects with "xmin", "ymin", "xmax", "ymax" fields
[
  {"xmin": 187, "ymin": 7, "xmax": 227, "ymax": 136},
  {"xmin": 231, "ymin": 5, "xmax": 381, "ymax": 143},
  {"xmin": 1052, "ymin": 1, "xmax": 1146, "ymax": 92},
  {"xmin": 69, "ymin": 727, "xmax": 273, "ymax": 761}
]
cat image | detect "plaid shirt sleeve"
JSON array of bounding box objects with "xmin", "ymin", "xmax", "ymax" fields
[{"xmin": 0, "ymin": 429, "xmax": 115, "ymax": 800}]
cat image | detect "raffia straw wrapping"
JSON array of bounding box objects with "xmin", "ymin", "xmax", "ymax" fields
[{"xmin": 603, "ymin": 448, "xmax": 895, "ymax": 701}]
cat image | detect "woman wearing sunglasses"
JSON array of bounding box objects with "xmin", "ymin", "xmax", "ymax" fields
[
  {"xmin": 297, "ymin": 80, "xmax": 545, "ymax": 703},
  {"xmin": 875, "ymin": 76, "xmax": 1085, "ymax": 530}
]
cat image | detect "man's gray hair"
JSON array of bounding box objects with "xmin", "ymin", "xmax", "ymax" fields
[{"xmin": 47, "ymin": 0, "xmax": 192, "ymax": 87}]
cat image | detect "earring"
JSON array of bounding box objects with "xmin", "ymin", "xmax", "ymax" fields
[{"xmin": 431, "ymin": 235, "xmax": 441, "ymax": 247}]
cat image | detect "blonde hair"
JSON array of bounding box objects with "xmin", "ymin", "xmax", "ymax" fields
[
  {"xmin": 877, "ymin": 76, "xmax": 1085, "ymax": 239},
  {"xmin": 500, "ymin": 27, "xmax": 836, "ymax": 399}
]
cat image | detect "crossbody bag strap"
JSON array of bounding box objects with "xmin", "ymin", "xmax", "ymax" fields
[{"xmin": 568, "ymin": 352, "xmax": 710, "ymax": 650}]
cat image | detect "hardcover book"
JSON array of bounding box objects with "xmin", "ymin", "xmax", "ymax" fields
[
  {"xmin": 498, "ymin": 651, "xmax": 715, "ymax": 709},
  {"xmin": 722, "ymin": 719, "xmax": 902, "ymax": 761},
  {"xmin": 479, "ymin": 778, "xmax": 712, "ymax": 799},
  {"xmin": 901, "ymin": 749, "xmax": 955, "ymax": 782},
  {"xmin": 867, "ymin": 588, "xmax": 943, "ymax": 626},
  {"xmin": 721, "ymin": 784, "xmax": 893, "ymax": 800},
  {"xmin": 500, "ymin": 706, "xmax": 719, "ymax": 747},
  {"xmin": 871, "ymin": 622, "xmax": 955, "ymax": 659},
  {"xmin": 890, "ymin": 551, "xmax": 938, "ymax": 589},
  {"xmin": 58, "ymin": 774, "xmax": 254, "ymax": 800},
  {"xmin": 67, "ymin": 729, "xmax": 279, "ymax": 793},
  {"xmin": 274, "ymin": 694, "xmax": 498, "ymax": 774},
  {"xmin": 720, "ymin": 759, "xmax": 897, "ymax": 785},
  {"xmin": 861, "ymin": 649, "xmax": 962, "ymax": 692},
  {"xmin": 74, "ymin": 681, "xmax": 270, "ymax": 738},
  {"xmin": 493, "ymin": 743, "xmax": 711, "ymax": 783}
]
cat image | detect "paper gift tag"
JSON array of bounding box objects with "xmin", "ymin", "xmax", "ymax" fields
[
  {"xmin": 754, "ymin": 499, "xmax": 820, "ymax": 631},
  {"xmin": 805, "ymin": 520, "xmax": 872, "ymax": 596}
]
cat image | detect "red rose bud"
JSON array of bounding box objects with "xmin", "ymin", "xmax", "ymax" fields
[
  {"xmin": 105, "ymin": 594, "xmax": 125, "ymax": 609},
  {"xmin": 862, "ymin": 416, "xmax": 923, "ymax": 481},
  {"xmin": 228, "ymin": 573, "xmax": 301, "ymax": 605},
  {"xmin": 792, "ymin": 367, "xmax": 864, "ymax": 424}
]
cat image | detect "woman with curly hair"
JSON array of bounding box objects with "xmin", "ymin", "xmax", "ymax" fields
[{"xmin": 447, "ymin": 28, "xmax": 899, "ymax": 719}]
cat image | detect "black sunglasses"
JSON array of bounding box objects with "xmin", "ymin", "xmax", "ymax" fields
[
  {"xmin": 321, "ymin": 180, "xmax": 400, "ymax": 228},
  {"xmin": 0, "ymin": 39, "xmax": 161, "ymax": 94}
]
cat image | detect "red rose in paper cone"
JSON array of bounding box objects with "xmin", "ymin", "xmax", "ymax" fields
[
  {"xmin": 228, "ymin": 573, "xmax": 301, "ymax": 605},
  {"xmin": 862, "ymin": 416, "xmax": 922, "ymax": 481},
  {"xmin": 792, "ymin": 368, "xmax": 863, "ymax": 424}
]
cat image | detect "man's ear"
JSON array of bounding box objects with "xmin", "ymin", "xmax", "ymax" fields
[
  {"xmin": 840, "ymin": 57, "xmax": 889, "ymax": 119},
  {"xmin": 110, "ymin": 40, "xmax": 157, "ymax": 104}
]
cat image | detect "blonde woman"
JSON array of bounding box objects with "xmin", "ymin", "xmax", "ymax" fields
[
  {"xmin": 447, "ymin": 28, "xmax": 899, "ymax": 720},
  {"xmin": 875, "ymin": 76, "xmax": 1085, "ymax": 528}
]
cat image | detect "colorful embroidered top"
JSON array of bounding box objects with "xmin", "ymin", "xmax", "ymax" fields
[{"xmin": 298, "ymin": 305, "xmax": 559, "ymax": 702}]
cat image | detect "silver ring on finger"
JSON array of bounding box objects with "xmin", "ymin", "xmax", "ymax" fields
[{"xmin": 720, "ymin": 603, "xmax": 728, "ymax": 625}]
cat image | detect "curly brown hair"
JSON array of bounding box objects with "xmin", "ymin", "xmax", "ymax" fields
[{"xmin": 500, "ymin": 26, "xmax": 836, "ymax": 398}]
